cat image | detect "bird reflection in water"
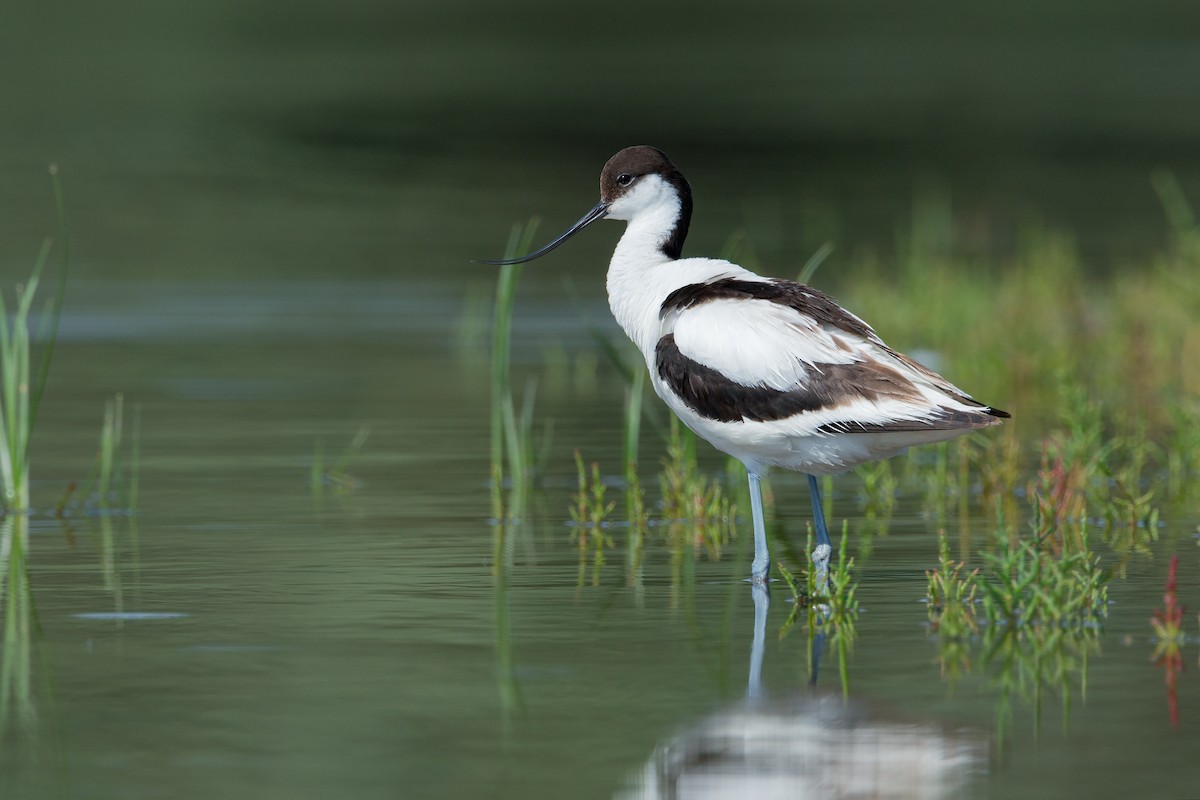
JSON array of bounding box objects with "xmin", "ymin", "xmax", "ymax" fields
[{"xmin": 617, "ymin": 586, "xmax": 987, "ymax": 799}]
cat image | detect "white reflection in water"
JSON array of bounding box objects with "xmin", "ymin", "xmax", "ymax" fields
[
  {"xmin": 619, "ymin": 585, "xmax": 986, "ymax": 799},
  {"xmin": 619, "ymin": 696, "xmax": 986, "ymax": 800}
]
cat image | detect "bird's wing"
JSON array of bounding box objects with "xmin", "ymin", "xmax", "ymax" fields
[
  {"xmin": 656, "ymin": 277, "xmax": 1004, "ymax": 429},
  {"xmin": 666, "ymin": 293, "xmax": 862, "ymax": 390}
]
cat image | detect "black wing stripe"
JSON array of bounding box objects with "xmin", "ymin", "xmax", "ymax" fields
[{"xmin": 655, "ymin": 333, "xmax": 1007, "ymax": 428}]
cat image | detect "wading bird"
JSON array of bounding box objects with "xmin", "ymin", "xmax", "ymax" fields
[{"xmin": 482, "ymin": 146, "xmax": 1008, "ymax": 588}]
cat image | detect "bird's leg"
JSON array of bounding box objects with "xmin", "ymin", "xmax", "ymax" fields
[
  {"xmin": 747, "ymin": 470, "xmax": 770, "ymax": 584},
  {"xmin": 807, "ymin": 474, "xmax": 833, "ymax": 596}
]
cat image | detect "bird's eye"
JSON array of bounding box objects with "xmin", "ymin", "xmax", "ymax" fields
[{"xmin": 616, "ymin": 173, "xmax": 634, "ymax": 187}]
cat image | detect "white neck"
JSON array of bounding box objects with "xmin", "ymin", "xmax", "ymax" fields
[{"xmin": 602, "ymin": 194, "xmax": 678, "ymax": 349}]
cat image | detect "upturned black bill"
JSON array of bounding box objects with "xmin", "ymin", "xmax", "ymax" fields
[{"xmin": 477, "ymin": 201, "xmax": 610, "ymax": 265}]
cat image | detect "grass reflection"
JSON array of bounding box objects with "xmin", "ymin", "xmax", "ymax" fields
[
  {"xmin": 1150, "ymin": 555, "xmax": 1185, "ymax": 728},
  {"xmin": 0, "ymin": 517, "xmax": 36, "ymax": 731},
  {"xmin": 983, "ymin": 620, "xmax": 1103, "ymax": 746},
  {"xmin": 52, "ymin": 396, "xmax": 145, "ymax": 626},
  {"xmin": 492, "ymin": 522, "xmax": 523, "ymax": 726}
]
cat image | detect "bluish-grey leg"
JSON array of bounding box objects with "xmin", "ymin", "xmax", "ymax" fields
[
  {"xmin": 807, "ymin": 474, "xmax": 832, "ymax": 594},
  {"xmin": 748, "ymin": 470, "xmax": 770, "ymax": 584}
]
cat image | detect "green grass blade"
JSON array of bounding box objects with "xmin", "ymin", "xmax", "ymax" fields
[
  {"xmin": 30, "ymin": 165, "xmax": 70, "ymax": 424},
  {"xmin": 797, "ymin": 241, "xmax": 834, "ymax": 285}
]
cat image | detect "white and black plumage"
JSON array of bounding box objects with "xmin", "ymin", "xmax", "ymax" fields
[{"xmin": 482, "ymin": 145, "xmax": 1009, "ymax": 587}]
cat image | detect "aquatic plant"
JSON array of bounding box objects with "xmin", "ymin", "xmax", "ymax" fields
[
  {"xmin": 623, "ymin": 367, "xmax": 647, "ymax": 526},
  {"xmin": 974, "ymin": 534, "xmax": 1104, "ymax": 628},
  {"xmin": 658, "ymin": 418, "xmax": 735, "ymax": 549},
  {"xmin": 569, "ymin": 450, "xmax": 615, "ymax": 531},
  {"xmin": 0, "ymin": 248, "xmax": 50, "ymax": 512},
  {"xmin": 926, "ymin": 530, "xmax": 980, "ymax": 639},
  {"xmin": 622, "ymin": 369, "xmax": 649, "ymax": 585},
  {"xmin": 569, "ymin": 450, "xmax": 614, "ymax": 586},
  {"xmin": 0, "ymin": 173, "xmax": 69, "ymax": 729},
  {"xmin": 778, "ymin": 529, "xmax": 859, "ymax": 623},
  {"xmin": 778, "ymin": 530, "xmax": 859, "ymax": 694},
  {"xmin": 823, "ymin": 531, "xmax": 860, "ymax": 619},
  {"xmin": 1097, "ymin": 426, "xmax": 1161, "ymax": 544},
  {"xmin": 1164, "ymin": 400, "xmax": 1200, "ymax": 503},
  {"xmin": 976, "ymin": 537, "xmax": 1108, "ymax": 628},
  {"xmin": 489, "ymin": 219, "xmax": 541, "ymax": 524},
  {"xmin": 0, "ymin": 166, "xmax": 69, "ymax": 514}
]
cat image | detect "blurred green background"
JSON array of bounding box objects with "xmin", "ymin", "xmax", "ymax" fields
[{"xmin": 3, "ymin": 0, "xmax": 1199, "ymax": 286}]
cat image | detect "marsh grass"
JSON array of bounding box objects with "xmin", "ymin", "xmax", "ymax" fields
[
  {"xmin": 569, "ymin": 450, "xmax": 614, "ymax": 587},
  {"xmin": 0, "ymin": 243, "xmax": 53, "ymax": 513},
  {"xmin": 921, "ymin": 456, "xmax": 1120, "ymax": 738},
  {"xmin": 778, "ymin": 531, "xmax": 859, "ymax": 694},
  {"xmin": 925, "ymin": 518, "xmax": 1108, "ymax": 712},
  {"xmin": 976, "ymin": 537, "xmax": 1108, "ymax": 627},
  {"xmin": 490, "ymin": 219, "xmax": 542, "ymax": 526},
  {"xmin": 658, "ymin": 418, "xmax": 736, "ymax": 546},
  {"xmin": 622, "ymin": 369, "xmax": 648, "ymax": 585},
  {"xmin": 0, "ymin": 166, "xmax": 69, "ymax": 516},
  {"xmin": 778, "ymin": 529, "xmax": 859, "ymax": 622},
  {"xmin": 1164, "ymin": 401, "xmax": 1200, "ymax": 505},
  {"xmin": 845, "ymin": 182, "xmax": 1197, "ymax": 447},
  {"xmin": 0, "ymin": 168, "xmax": 68, "ymax": 731},
  {"xmin": 918, "ymin": 495, "xmax": 1110, "ymax": 736},
  {"xmin": 926, "ymin": 530, "xmax": 980, "ymax": 639}
]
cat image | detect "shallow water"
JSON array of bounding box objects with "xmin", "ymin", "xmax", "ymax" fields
[
  {"xmin": 4, "ymin": 1, "xmax": 1200, "ymax": 797},
  {"xmin": 3, "ymin": 283, "xmax": 1197, "ymax": 799}
]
